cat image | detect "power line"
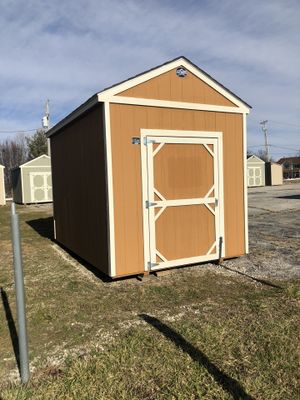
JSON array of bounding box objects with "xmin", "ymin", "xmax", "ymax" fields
[
  {"xmin": 0, "ymin": 128, "xmax": 39, "ymax": 134},
  {"xmin": 268, "ymin": 120, "xmax": 300, "ymax": 129},
  {"xmin": 248, "ymin": 144, "xmax": 300, "ymax": 151},
  {"xmin": 254, "ymin": 120, "xmax": 300, "ymax": 129},
  {"xmin": 270, "ymin": 144, "xmax": 300, "ymax": 151}
]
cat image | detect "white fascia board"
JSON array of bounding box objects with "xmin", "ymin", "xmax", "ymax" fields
[
  {"xmin": 46, "ymin": 58, "xmax": 250, "ymax": 139},
  {"xmin": 98, "ymin": 58, "xmax": 250, "ymax": 112},
  {"xmin": 247, "ymin": 155, "xmax": 265, "ymax": 164},
  {"xmin": 20, "ymin": 154, "xmax": 50, "ymax": 167}
]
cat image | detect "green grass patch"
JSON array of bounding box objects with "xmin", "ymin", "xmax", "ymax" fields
[{"xmin": 0, "ymin": 204, "xmax": 299, "ymax": 399}]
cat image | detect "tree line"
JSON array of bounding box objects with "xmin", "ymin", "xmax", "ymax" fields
[{"xmin": 0, "ymin": 129, "xmax": 48, "ymax": 196}]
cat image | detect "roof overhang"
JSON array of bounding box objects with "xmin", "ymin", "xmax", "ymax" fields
[
  {"xmin": 17, "ymin": 154, "xmax": 51, "ymax": 168},
  {"xmin": 47, "ymin": 56, "xmax": 251, "ymax": 138}
]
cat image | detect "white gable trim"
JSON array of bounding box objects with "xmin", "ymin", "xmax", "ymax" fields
[
  {"xmin": 98, "ymin": 58, "xmax": 250, "ymax": 112},
  {"xmin": 247, "ymin": 155, "xmax": 265, "ymax": 164},
  {"xmin": 106, "ymin": 96, "xmax": 246, "ymax": 114},
  {"xmin": 47, "ymin": 57, "xmax": 250, "ymax": 138},
  {"xmin": 20, "ymin": 154, "xmax": 50, "ymax": 168}
]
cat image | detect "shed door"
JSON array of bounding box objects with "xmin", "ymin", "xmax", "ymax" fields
[
  {"xmin": 29, "ymin": 172, "xmax": 52, "ymax": 202},
  {"xmin": 248, "ymin": 167, "xmax": 262, "ymax": 187},
  {"xmin": 143, "ymin": 135, "xmax": 223, "ymax": 271}
]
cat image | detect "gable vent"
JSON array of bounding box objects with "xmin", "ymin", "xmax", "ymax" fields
[{"xmin": 176, "ymin": 67, "xmax": 187, "ymax": 78}]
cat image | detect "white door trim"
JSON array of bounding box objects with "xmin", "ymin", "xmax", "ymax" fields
[{"xmin": 140, "ymin": 129, "xmax": 225, "ymax": 272}]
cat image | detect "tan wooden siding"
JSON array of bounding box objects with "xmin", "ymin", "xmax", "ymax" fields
[
  {"xmin": 117, "ymin": 68, "xmax": 237, "ymax": 107},
  {"xmin": 51, "ymin": 105, "xmax": 109, "ymax": 274},
  {"xmin": 110, "ymin": 104, "xmax": 245, "ymax": 277}
]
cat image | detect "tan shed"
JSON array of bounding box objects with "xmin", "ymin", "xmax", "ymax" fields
[
  {"xmin": 11, "ymin": 155, "xmax": 52, "ymax": 204},
  {"xmin": 265, "ymin": 162, "xmax": 283, "ymax": 186},
  {"xmin": 47, "ymin": 56, "xmax": 251, "ymax": 278},
  {"xmin": 0, "ymin": 164, "xmax": 5, "ymax": 205}
]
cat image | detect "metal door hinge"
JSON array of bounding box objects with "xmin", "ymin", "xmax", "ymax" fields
[
  {"xmin": 145, "ymin": 200, "xmax": 157, "ymax": 208},
  {"xmin": 215, "ymin": 198, "xmax": 219, "ymax": 207},
  {"xmin": 147, "ymin": 261, "xmax": 159, "ymax": 269},
  {"xmin": 143, "ymin": 137, "xmax": 156, "ymax": 145}
]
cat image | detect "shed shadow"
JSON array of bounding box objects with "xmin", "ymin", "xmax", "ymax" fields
[
  {"xmin": 26, "ymin": 217, "xmax": 54, "ymax": 241},
  {"xmin": 26, "ymin": 217, "xmax": 113, "ymax": 282},
  {"xmin": 277, "ymin": 195, "xmax": 300, "ymax": 200},
  {"xmin": 140, "ymin": 314, "xmax": 255, "ymax": 400},
  {"xmin": 219, "ymin": 264, "xmax": 282, "ymax": 289},
  {"xmin": 1, "ymin": 288, "xmax": 20, "ymax": 374},
  {"xmin": 52, "ymin": 242, "xmax": 113, "ymax": 283}
]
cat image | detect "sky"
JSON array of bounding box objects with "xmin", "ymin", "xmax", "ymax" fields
[{"xmin": 0, "ymin": 0, "xmax": 299, "ymax": 160}]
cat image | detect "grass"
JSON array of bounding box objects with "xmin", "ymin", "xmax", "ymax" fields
[{"xmin": 0, "ymin": 203, "xmax": 299, "ymax": 399}]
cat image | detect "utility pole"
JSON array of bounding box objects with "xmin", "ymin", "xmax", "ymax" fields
[
  {"xmin": 260, "ymin": 120, "xmax": 270, "ymax": 161},
  {"xmin": 42, "ymin": 99, "xmax": 51, "ymax": 157}
]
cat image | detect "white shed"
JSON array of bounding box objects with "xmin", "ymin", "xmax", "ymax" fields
[
  {"xmin": 247, "ymin": 155, "xmax": 265, "ymax": 187},
  {"xmin": 0, "ymin": 164, "xmax": 5, "ymax": 205},
  {"xmin": 11, "ymin": 155, "xmax": 52, "ymax": 204},
  {"xmin": 265, "ymin": 162, "xmax": 283, "ymax": 186}
]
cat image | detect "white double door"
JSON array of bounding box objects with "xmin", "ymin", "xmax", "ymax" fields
[
  {"xmin": 248, "ymin": 167, "xmax": 262, "ymax": 187},
  {"xmin": 29, "ymin": 172, "xmax": 52, "ymax": 202}
]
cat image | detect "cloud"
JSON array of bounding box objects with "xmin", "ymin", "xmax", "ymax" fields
[{"xmin": 0, "ymin": 0, "xmax": 299, "ymax": 157}]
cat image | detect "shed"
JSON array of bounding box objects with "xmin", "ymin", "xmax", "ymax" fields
[
  {"xmin": 47, "ymin": 56, "xmax": 251, "ymax": 279},
  {"xmin": 247, "ymin": 155, "xmax": 265, "ymax": 187},
  {"xmin": 11, "ymin": 155, "xmax": 52, "ymax": 204},
  {"xmin": 265, "ymin": 162, "xmax": 283, "ymax": 186},
  {"xmin": 0, "ymin": 164, "xmax": 5, "ymax": 205}
]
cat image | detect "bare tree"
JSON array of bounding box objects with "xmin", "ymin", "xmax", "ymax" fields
[
  {"xmin": 0, "ymin": 134, "xmax": 28, "ymax": 196},
  {"xmin": 255, "ymin": 149, "xmax": 273, "ymax": 162}
]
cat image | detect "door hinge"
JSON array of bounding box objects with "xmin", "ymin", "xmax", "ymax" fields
[
  {"xmin": 143, "ymin": 137, "xmax": 156, "ymax": 145},
  {"xmin": 145, "ymin": 200, "xmax": 157, "ymax": 208},
  {"xmin": 147, "ymin": 261, "xmax": 159, "ymax": 269},
  {"xmin": 215, "ymin": 198, "xmax": 219, "ymax": 207}
]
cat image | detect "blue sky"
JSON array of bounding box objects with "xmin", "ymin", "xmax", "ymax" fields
[{"xmin": 0, "ymin": 0, "xmax": 299, "ymax": 159}]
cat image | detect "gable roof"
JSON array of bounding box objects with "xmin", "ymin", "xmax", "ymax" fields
[
  {"xmin": 277, "ymin": 156, "xmax": 300, "ymax": 165},
  {"xmin": 47, "ymin": 56, "xmax": 251, "ymax": 138},
  {"xmin": 97, "ymin": 56, "xmax": 251, "ymax": 107},
  {"xmin": 19, "ymin": 154, "xmax": 50, "ymax": 168},
  {"xmin": 247, "ymin": 155, "xmax": 265, "ymax": 164}
]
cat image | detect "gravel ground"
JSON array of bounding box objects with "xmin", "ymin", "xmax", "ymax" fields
[{"xmin": 225, "ymin": 182, "xmax": 300, "ymax": 280}]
